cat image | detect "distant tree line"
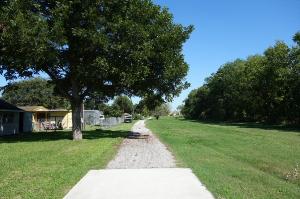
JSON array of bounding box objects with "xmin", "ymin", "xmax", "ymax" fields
[
  {"xmin": 134, "ymin": 96, "xmax": 171, "ymax": 117},
  {"xmin": 1, "ymin": 78, "xmax": 69, "ymax": 109},
  {"xmin": 85, "ymin": 95, "xmax": 134, "ymax": 117},
  {"xmin": 71, "ymin": 94, "xmax": 172, "ymax": 118},
  {"xmin": 182, "ymin": 33, "xmax": 300, "ymax": 124},
  {"xmin": 1, "ymin": 78, "xmax": 170, "ymax": 118}
]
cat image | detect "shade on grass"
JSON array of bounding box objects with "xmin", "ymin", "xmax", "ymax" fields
[
  {"xmin": 0, "ymin": 123, "xmax": 133, "ymax": 199},
  {"xmin": 147, "ymin": 117, "xmax": 300, "ymax": 199}
]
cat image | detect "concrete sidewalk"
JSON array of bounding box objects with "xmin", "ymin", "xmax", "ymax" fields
[{"xmin": 64, "ymin": 168, "xmax": 214, "ymax": 199}]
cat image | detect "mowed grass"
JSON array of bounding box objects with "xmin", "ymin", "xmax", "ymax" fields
[
  {"xmin": 0, "ymin": 123, "xmax": 133, "ymax": 199},
  {"xmin": 147, "ymin": 117, "xmax": 300, "ymax": 199}
]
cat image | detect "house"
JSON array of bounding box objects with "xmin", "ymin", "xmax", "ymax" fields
[
  {"xmin": 0, "ymin": 99, "xmax": 32, "ymax": 135},
  {"xmin": 18, "ymin": 106, "xmax": 72, "ymax": 131}
]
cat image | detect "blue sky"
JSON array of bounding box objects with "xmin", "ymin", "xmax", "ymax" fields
[
  {"xmin": 1, "ymin": 0, "xmax": 299, "ymax": 110},
  {"xmin": 153, "ymin": 0, "xmax": 300, "ymax": 110}
]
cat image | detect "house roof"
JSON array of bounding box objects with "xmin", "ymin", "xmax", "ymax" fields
[
  {"xmin": 0, "ymin": 99, "xmax": 24, "ymax": 112},
  {"xmin": 18, "ymin": 106, "xmax": 70, "ymax": 112},
  {"xmin": 18, "ymin": 106, "xmax": 49, "ymax": 112},
  {"xmin": 47, "ymin": 109, "xmax": 70, "ymax": 112}
]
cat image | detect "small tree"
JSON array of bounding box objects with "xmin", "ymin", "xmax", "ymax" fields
[
  {"xmin": 135, "ymin": 100, "xmax": 150, "ymax": 116},
  {"xmin": 176, "ymin": 105, "xmax": 184, "ymax": 113},
  {"xmin": 0, "ymin": 0, "xmax": 192, "ymax": 140},
  {"xmin": 153, "ymin": 103, "xmax": 171, "ymax": 117},
  {"xmin": 112, "ymin": 96, "xmax": 133, "ymax": 114}
]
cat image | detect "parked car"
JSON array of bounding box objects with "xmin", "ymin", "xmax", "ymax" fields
[{"xmin": 123, "ymin": 113, "xmax": 132, "ymax": 123}]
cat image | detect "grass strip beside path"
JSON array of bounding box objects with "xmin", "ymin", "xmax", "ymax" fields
[
  {"xmin": 147, "ymin": 117, "xmax": 300, "ymax": 199},
  {"xmin": 0, "ymin": 123, "xmax": 133, "ymax": 199}
]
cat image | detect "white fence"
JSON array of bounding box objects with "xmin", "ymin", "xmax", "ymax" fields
[
  {"xmin": 99, "ymin": 117, "xmax": 124, "ymax": 128},
  {"xmin": 84, "ymin": 110, "xmax": 124, "ymax": 128}
]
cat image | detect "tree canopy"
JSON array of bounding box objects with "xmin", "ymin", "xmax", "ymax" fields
[
  {"xmin": 0, "ymin": 0, "xmax": 193, "ymax": 139},
  {"xmin": 182, "ymin": 33, "xmax": 300, "ymax": 124},
  {"xmin": 153, "ymin": 103, "xmax": 171, "ymax": 116},
  {"xmin": 112, "ymin": 96, "xmax": 133, "ymax": 114},
  {"xmin": 1, "ymin": 78, "xmax": 69, "ymax": 109},
  {"xmin": 93, "ymin": 96, "xmax": 133, "ymax": 117}
]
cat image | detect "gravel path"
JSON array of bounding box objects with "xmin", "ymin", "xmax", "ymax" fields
[{"xmin": 106, "ymin": 120, "xmax": 176, "ymax": 169}]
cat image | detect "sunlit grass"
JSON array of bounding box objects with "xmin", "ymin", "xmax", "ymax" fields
[
  {"xmin": 147, "ymin": 117, "xmax": 300, "ymax": 199},
  {"xmin": 0, "ymin": 123, "xmax": 133, "ymax": 199}
]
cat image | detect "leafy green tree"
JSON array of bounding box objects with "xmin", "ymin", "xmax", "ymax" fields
[
  {"xmin": 84, "ymin": 99, "xmax": 98, "ymax": 110},
  {"xmin": 112, "ymin": 96, "xmax": 133, "ymax": 114},
  {"xmin": 84, "ymin": 94, "xmax": 106, "ymax": 110},
  {"xmin": 134, "ymin": 100, "xmax": 150, "ymax": 116},
  {"xmin": 260, "ymin": 42, "xmax": 290, "ymax": 122},
  {"xmin": 242, "ymin": 55, "xmax": 266, "ymax": 121},
  {"xmin": 102, "ymin": 104, "xmax": 122, "ymax": 117},
  {"xmin": 182, "ymin": 32, "xmax": 300, "ymax": 124},
  {"xmin": 176, "ymin": 104, "xmax": 184, "ymax": 114},
  {"xmin": 153, "ymin": 103, "xmax": 171, "ymax": 117},
  {"xmin": 293, "ymin": 32, "xmax": 300, "ymax": 46},
  {"xmin": 0, "ymin": 0, "xmax": 192, "ymax": 139},
  {"xmin": 1, "ymin": 78, "xmax": 69, "ymax": 109},
  {"xmin": 96, "ymin": 103, "xmax": 115, "ymax": 117},
  {"xmin": 287, "ymin": 33, "xmax": 300, "ymax": 123}
]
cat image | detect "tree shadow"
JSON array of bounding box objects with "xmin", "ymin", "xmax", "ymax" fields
[
  {"xmin": 0, "ymin": 128, "xmax": 129, "ymax": 143},
  {"xmin": 178, "ymin": 118, "xmax": 300, "ymax": 133}
]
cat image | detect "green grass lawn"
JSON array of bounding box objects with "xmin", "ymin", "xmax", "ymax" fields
[
  {"xmin": 147, "ymin": 117, "xmax": 300, "ymax": 199},
  {"xmin": 0, "ymin": 123, "xmax": 133, "ymax": 199}
]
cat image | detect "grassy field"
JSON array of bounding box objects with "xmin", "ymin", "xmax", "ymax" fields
[
  {"xmin": 0, "ymin": 123, "xmax": 133, "ymax": 199},
  {"xmin": 147, "ymin": 117, "xmax": 300, "ymax": 199}
]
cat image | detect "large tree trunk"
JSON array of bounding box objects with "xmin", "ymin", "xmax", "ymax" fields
[{"xmin": 71, "ymin": 100, "xmax": 83, "ymax": 140}]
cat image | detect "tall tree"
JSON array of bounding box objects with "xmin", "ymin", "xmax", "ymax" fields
[
  {"xmin": 1, "ymin": 78, "xmax": 69, "ymax": 109},
  {"xmin": 287, "ymin": 33, "xmax": 300, "ymax": 123},
  {"xmin": 0, "ymin": 0, "xmax": 192, "ymax": 139}
]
